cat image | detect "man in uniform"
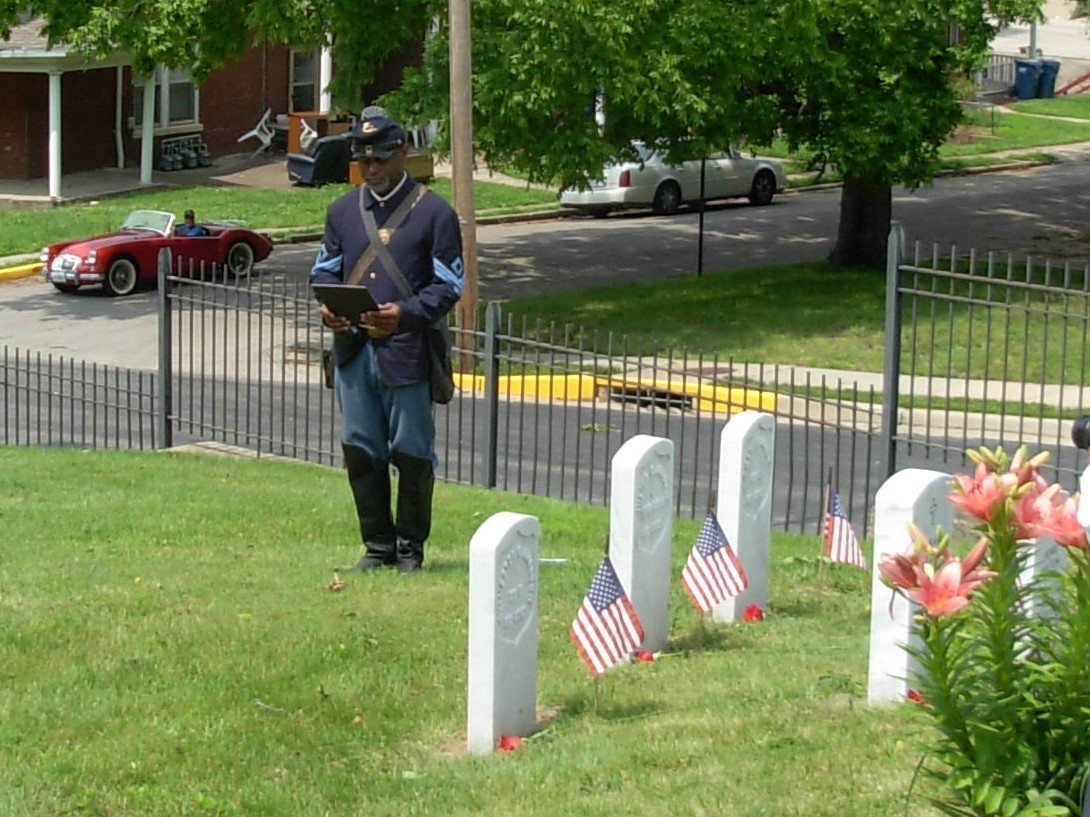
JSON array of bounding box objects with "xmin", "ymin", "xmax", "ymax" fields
[{"xmin": 311, "ymin": 113, "xmax": 464, "ymax": 573}]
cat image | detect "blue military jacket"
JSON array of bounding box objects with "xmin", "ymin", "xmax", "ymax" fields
[{"xmin": 310, "ymin": 174, "xmax": 464, "ymax": 387}]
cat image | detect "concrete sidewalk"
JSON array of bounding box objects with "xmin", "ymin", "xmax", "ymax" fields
[{"xmin": 0, "ymin": 150, "xmax": 547, "ymax": 208}]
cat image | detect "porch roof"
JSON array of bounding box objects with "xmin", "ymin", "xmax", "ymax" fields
[{"xmin": 0, "ymin": 15, "xmax": 129, "ymax": 73}]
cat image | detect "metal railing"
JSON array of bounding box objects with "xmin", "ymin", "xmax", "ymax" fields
[
  {"xmin": 976, "ymin": 53, "xmax": 1016, "ymax": 96},
  {"xmin": 10, "ymin": 233, "xmax": 1088, "ymax": 539},
  {"xmin": 882, "ymin": 230, "xmax": 1090, "ymax": 493},
  {"xmin": 0, "ymin": 257, "xmax": 885, "ymax": 537}
]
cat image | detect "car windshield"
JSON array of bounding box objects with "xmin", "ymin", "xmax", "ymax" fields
[{"xmin": 120, "ymin": 210, "xmax": 173, "ymax": 236}]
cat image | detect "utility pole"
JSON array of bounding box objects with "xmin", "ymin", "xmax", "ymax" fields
[{"xmin": 449, "ymin": 0, "xmax": 478, "ymax": 334}]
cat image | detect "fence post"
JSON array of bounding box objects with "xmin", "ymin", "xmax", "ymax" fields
[
  {"xmin": 879, "ymin": 226, "xmax": 904, "ymax": 480},
  {"xmin": 157, "ymin": 247, "xmax": 173, "ymax": 449},
  {"xmin": 482, "ymin": 302, "xmax": 501, "ymax": 488}
]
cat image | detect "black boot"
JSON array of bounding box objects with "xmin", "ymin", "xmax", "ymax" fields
[
  {"xmin": 393, "ymin": 451, "xmax": 435, "ymax": 574},
  {"xmin": 342, "ymin": 444, "xmax": 396, "ymax": 570}
]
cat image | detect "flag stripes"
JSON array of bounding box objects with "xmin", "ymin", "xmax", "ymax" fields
[
  {"xmin": 570, "ymin": 556, "xmax": 644, "ymax": 677},
  {"xmin": 681, "ymin": 511, "xmax": 748, "ymax": 613},
  {"xmin": 824, "ymin": 488, "xmax": 867, "ymax": 570}
]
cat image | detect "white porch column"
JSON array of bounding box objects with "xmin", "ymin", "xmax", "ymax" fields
[
  {"xmin": 140, "ymin": 72, "xmax": 156, "ymax": 185},
  {"xmin": 47, "ymin": 71, "xmax": 62, "ymax": 200},
  {"xmin": 319, "ymin": 43, "xmax": 333, "ymax": 113}
]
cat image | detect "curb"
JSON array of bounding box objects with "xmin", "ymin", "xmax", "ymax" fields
[
  {"xmin": 0, "ymin": 261, "xmax": 42, "ymax": 282},
  {"xmin": 0, "ymin": 208, "xmax": 573, "ymax": 282}
]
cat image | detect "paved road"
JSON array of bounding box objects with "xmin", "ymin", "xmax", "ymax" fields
[{"xmin": 5, "ymin": 160, "xmax": 1090, "ymax": 370}]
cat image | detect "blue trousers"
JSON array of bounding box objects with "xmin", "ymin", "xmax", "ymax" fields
[{"xmin": 335, "ymin": 343, "xmax": 435, "ymax": 465}]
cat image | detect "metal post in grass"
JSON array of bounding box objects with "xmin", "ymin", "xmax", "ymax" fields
[
  {"xmin": 157, "ymin": 247, "xmax": 173, "ymax": 449},
  {"xmin": 879, "ymin": 226, "xmax": 904, "ymax": 480},
  {"xmin": 482, "ymin": 301, "xmax": 501, "ymax": 488},
  {"xmin": 697, "ymin": 156, "xmax": 707, "ymax": 277}
]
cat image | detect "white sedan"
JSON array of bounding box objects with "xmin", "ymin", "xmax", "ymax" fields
[{"xmin": 559, "ymin": 143, "xmax": 788, "ymax": 217}]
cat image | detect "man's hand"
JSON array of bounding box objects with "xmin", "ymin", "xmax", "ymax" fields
[
  {"xmin": 320, "ymin": 304, "xmax": 352, "ymax": 335},
  {"xmin": 362, "ymin": 302, "xmax": 401, "ymax": 337}
]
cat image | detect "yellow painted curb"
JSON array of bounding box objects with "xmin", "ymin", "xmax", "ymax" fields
[
  {"xmin": 0, "ymin": 262, "xmax": 42, "ymax": 282},
  {"xmin": 453, "ymin": 372, "xmax": 776, "ymax": 413}
]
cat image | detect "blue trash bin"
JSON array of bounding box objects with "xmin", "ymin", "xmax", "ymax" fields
[
  {"xmin": 1014, "ymin": 58, "xmax": 1041, "ymax": 99},
  {"xmin": 1037, "ymin": 58, "xmax": 1061, "ymax": 98}
]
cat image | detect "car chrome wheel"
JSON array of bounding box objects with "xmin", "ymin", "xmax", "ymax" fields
[
  {"xmin": 748, "ymin": 171, "xmax": 776, "ymax": 206},
  {"xmin": 104, "ymin": 258, "xmax": 138, "ymax": 296},
  {"xmin": 651, "ymin": 181, "xmax": 682, "ymax": 215},
  {"xmin": 226, "ymin": 241, "xmax": 254, "ymax": 279}
]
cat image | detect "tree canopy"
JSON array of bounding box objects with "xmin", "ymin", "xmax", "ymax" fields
[{"xmin": 1, "ymin": 0, "xmax": 1045, "ymax": 264}]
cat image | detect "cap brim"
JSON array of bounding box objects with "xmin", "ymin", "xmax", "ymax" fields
[{"xmin": 353, "ymin": 145, "xmax": 401, "ymax": 160}]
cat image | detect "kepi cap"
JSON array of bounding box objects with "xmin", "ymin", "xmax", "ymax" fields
[{"xmin": 350, "ymin": 114, "xmax": 406, "ymax": 160}]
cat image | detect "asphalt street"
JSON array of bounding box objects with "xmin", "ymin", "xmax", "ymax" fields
[
  {"xmin": 6, "ymin": 159, "xmax": 1090, "ymax": 375},
  {"xmin": 6, "ymin": 155, "xmax": 1090, "ymax": 535}
]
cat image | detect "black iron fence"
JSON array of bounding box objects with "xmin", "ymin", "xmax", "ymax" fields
[
  {"xmin": 882, "ymin": 229, "xmax": 1090, "ymax": 493},
  {"xmin": 6, "ymin": 233, "xmax": 1088, "ymax": 539}
]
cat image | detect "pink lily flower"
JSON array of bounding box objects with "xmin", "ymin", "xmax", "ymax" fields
[
  {"xmin": 878, "ymin": 551, "xmax": 924, "ymax": 591},
  {"xmin": 1039, "ymin": 494, "xmax": 1088, "ymax": 550},
  {"xmin": 948, "ymin": 463, "xmax": 1013, "ymax": 522},
  {"xmin": 907, "ymin": 561, "xmax": 974, "ymax": 617},
  {"xmin": 1012, "ymin": 487, "xmax": 1051, "ymax": 540}
]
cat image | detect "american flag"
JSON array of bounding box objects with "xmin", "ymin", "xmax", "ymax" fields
[
  {"xmin": 681, "ymin": 512, "xmax": 748, "ymax": 613},
  {"xmin": 824, "ymin": 489, "xmax": 867, "ymax": 570},
  {"xmin": 569, "ymin": 556, "xmax": 644, "ymax": 677}
]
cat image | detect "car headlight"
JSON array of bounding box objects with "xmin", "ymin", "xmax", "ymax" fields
[
  {"xmin": 39, "ymin": 247, "xmax": 49, "ymax": 262},
  {"xmin": 85, "ymin": 250, "xmax": 97, "ymax": 266}
]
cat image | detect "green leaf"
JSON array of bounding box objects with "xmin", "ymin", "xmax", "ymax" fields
[{"xmin": 982, "ymin": 785, "xmax": 1005, "ymax": 815}]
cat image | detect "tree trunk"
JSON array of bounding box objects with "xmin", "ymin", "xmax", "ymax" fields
[{"xmin": 828, "ymin": 172, "xmax": 892, "ymax": 267}]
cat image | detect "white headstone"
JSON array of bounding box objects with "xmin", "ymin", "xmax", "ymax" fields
[
  {"xmin": 867, "ymin": 468, "xmax": 953, "ymax": 706},
  {"xmin": 1020, "ymin": 535, "xmax": 1068, "ymax": 619},
  {"xmin": 467, "ymin": 512, "xmax": 539, "ymax": 755},
  {"xmin": 713, "ymin": 411, "xmax": 775, "ymax": 623},
  {"xmin": 610, "ymin": 434, "xmax": 674, "ymax": 652}
]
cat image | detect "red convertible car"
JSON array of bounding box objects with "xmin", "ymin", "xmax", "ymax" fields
[{"xmin": 40, "ymin": 209, "xmax": 275, "ymax": 296}]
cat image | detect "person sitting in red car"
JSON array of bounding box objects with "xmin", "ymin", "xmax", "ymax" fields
[{"xmin": 177, "ymin": 209, "xmax": 210, "ymax": 237}]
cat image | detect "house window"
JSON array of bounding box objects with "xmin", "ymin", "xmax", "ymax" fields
[
  {"xmin": 291, "ymin": 48, "xmax": 318, "ymax": 112},
  {"xmin": 134, "ymin": 67, "xmax": 199, "ymax": 128}
]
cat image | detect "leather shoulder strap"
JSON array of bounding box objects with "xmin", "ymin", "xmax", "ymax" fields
[
  {"xmin": 359, "ymin": 184, "xmax": 429, "ymax": 298},
  {"xmin": 345, "ymin": 182, "xmax": 427, "ymax": 286}
]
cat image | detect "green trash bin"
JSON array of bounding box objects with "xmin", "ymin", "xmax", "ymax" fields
[{"xmin": 1037, "ymin": 59, "xmax": 1061, "ymax": 98}]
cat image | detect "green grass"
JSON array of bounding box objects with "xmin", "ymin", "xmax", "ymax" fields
[
  {"xmin": 501, "ymin": 260, "xmax": 1090, "ymax": 385},
  {"xmin": 942, "ymin": 103, "xmax": 1090, "ymax": 156},
  {"xmin": 0, "ymin": 178, "xmax": 557, "ymax": 257},
  {"xmin": 504, "ymin": 262, "xmax": 888, "ymax": 368},
  {"xmin": 8, "ymin": 93, "xmax": 1090, "ymax": 260},
  {"xmin": 1010, "ymin": 93, "xmax": 1090, "ymax": 120},
  {"xmin": 0, "ymin": 446, "xmax": 938, "ymax": 817}
]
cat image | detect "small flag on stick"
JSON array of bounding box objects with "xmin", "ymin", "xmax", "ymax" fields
[
  {"xmin": 570, "ymin": 556, "xmax": 644, "ymax": 677},
  {"xmin": 823, "ymin": 488, "xmax": 867, "ymax": 570},
  {"xmin": 681, "ymin": 511, "xmax": 748, "ymax": 613}
]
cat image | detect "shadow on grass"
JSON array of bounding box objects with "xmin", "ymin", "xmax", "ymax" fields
[
  {"xmin": 666, "ymin": 622, "xmax": 752, "ymax": 654},
  {"xmin": 558, "ymin": 694, "xmax": 666, "ymax": 722}
]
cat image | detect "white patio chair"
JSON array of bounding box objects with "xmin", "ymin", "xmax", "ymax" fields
[
  {"xmin": 299, "ymin": 118, "xmax": 318, "ymax": 153},
  {"xmin": 237, "ymin": 108, "xmax": 274, "ymax": 154}
]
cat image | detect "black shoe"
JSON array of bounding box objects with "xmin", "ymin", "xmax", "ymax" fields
[
  {"xmin": 340, "ymin": 552, "xmax": 396, "ymax": 571},
  {"xmin": 396, "ymin": 539, "xmax": 423, "ymax": 574}
]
